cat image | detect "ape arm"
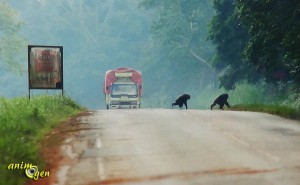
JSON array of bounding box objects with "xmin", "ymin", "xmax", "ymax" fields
[{"xmin": 225, "ymin": 101, "xmax": 230, "ymax": 108}]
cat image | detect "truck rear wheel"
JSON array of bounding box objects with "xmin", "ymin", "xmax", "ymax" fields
[{"xmin": 106, "ymin": 105, "xmax": 109, "ymax": 110}]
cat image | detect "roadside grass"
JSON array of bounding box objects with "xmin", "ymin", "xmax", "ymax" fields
[
  {"xmin": 0, "ymin": 95, "xmax": 83, "ymax": 185},
  {"xmin": 231, "ymin": 104, "xmax": 300, "ymax": 120},
  {"xmin": 191, "ymin": 82, "xmax": 299, "ymax": 120}
]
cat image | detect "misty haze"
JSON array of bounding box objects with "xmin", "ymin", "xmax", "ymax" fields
[
  {"xmin": 1, "ymin": 1, "xmax": 300, "ymax": 185},
  {"xmin": 1, "ymin": 0, "xmax": 299, "ymax": 110}
]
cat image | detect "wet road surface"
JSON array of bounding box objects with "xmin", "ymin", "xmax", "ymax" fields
[{"xmin": 51, "ymin": 109, "xmax": 300, "ymax": 185}]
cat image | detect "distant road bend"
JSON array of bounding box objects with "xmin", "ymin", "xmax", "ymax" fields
[{"xmin": 51, "ymin": 109, "xmax": 300, "ymax": 185}]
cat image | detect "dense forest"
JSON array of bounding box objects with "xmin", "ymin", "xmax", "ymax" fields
[{"xmin": 0, "ymin": 0, "xmax": 299, "ymax": 110}]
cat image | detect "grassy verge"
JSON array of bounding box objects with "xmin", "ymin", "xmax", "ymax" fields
[
  {"xmin": 231, "ymin": 104, "xmax": 300, "ymax": 120},
  {"xmin": 0, "ymin": 95, "xmax": 83, "ymax": 185}
]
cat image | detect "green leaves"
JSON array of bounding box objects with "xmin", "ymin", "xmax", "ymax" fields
[
  {"xmin": 237, "ymin": 0, "xmax": 300, "ymax": 83},
  {"xmin": 209, "ymin": 0, "xmax": 300, "ymax": 90},
  {"xmin": 0, "ymin": 95, "xmax": 82, "ymax": 185},
  {"xmin": 0, "ymin": 2, "xmax": 23, "ymax": 33},
  {"xmin": 0, "ymin": 2, "xmax": 26, "ymax": 72},
  {"xmin": 140, "ymin": 0, "xmax": 214, "ymax": 65},
  {"xmin": 138, "ymin": 0, "xmax": 217, "ymax": 107},
  {"xmin": 208, "ymin": 0, "xmax": 258, "ymax": 89}
]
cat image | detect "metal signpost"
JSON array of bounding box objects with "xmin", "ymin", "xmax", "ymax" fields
[{"xmin": 28, "ymin": 45, "xmax": 63, "ymax": 99}]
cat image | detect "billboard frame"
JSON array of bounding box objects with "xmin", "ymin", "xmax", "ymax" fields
[{"xmin": 28, "ymin": 45, "xmax": 64, "ymax": 99}]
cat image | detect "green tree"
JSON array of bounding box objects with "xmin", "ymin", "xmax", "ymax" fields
[
  {"xmin": 140, "ymin": 0, "xmax": 214, "ymax": 67},
  {"xmin": 8, "ymin": 0, "xmax": 152, "ymax": 108},
  {"xmin": 209, "ymin": 0, "xmax": 300, "ymax": 91},
  {"xmin": 139, "ymin": 0, "xmax": 217, "ymax": 108},
  {"xmin": 236, "ymin": 0, "xmax": 300, "ymax": 87},
  {"xmin": 208, "ymin": 0, "xmax": 262, "ymax": 89},
  {"xmin": 0, "ymin": 2, "xmax": 26, "ymax": 72}
]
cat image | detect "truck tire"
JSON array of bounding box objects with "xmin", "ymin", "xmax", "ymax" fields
[{"xmin": 106, "ymin": 105, "xmax": 109, "ymax": 110}]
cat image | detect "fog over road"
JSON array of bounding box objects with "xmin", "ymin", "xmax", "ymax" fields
[{"xmin": 53, "ymin": 109, "xmax": 300, "ymax": 185}]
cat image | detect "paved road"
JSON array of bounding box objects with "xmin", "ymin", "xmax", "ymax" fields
[{"xmin": 52, "ymin": 109, "xmax": 300, "ymax": 185}]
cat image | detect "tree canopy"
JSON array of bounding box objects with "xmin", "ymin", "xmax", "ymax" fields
[
  {"xmin": 140, "ymin": 0, "xmax": 214, "ymax": 67},
  {"xmin": 0, "ymin": 2, "xmax": 26, "ymax": 72},
  {"xmin": 0, "ymin": 0, "xmax": 299, "ymax": 108},
  {"xmin": 139, "ymin": 0, "xmax": 217, "ymax": 107},
  {"xmin": 4, "ymin": 0, "xmax": 153, "ymax": 108},
  {"xmin": 237, "ymin": 0, "xmax": 300, "ymax": 86},
  {"xmin": 209, "ymin": 0, "xmax": 300, "ymax": 90}
]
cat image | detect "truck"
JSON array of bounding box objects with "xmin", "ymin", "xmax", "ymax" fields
[{"xmin": 103, "ymin": 67, "xmax": 142, "ymax": 109}]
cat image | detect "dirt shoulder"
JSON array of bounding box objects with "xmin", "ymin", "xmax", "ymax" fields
[{"xmin": 26, "ymin": 111, "xmax": 92, "ymax": 185}]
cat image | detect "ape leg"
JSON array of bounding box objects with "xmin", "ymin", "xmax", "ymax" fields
[
  {"xmin": 179, "ymin": 103, "xmax": 183, "ymax": 109},
  {"xmin": 184, "ymin": 101, "xmax": 188, "ymax": 109},
  {"xmin": 220, "ymin": 103, "xmax": 224, "ymax": 110}
]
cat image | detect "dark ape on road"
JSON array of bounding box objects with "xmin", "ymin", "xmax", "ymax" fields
[
  {"xmin": 172, "ymin": 94, "xmax": 191, "ymax": 109},
  {"xmin": 211, "ymin": 93, "xmax": 230, "ymax": 110}
]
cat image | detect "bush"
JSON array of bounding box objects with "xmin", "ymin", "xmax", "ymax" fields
[{"xmin": 0, "ymin": 95, "xmax": 83, "ymax": 185}]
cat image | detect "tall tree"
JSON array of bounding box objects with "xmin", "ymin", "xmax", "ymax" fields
[
  {"xmin": 139, "ymin": 0, "xmax": 217, "ymax": 107},
  {"xmin": 7, "ymin": 0, "xmax": 152, "ymax": 108},
  {"xmin": 209, "ymin": 0, "xmax": 300, "ymax": 90},
  {"xmin": 236, "ymin": 0, "xmax": 300, "ymax": 87},
  {"xmin": 0, "ymin": 2, "xmax": 26, "ymax": 72},
  {"xmin": 208, "ymin": 0, "xmax": 261, "ymax": 89},
  {"xmin": 140, "ymin": 0, "xmax": 214, "ymax": 67}
]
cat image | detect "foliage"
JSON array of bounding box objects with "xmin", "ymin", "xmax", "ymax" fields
[
  {"xmin": 4, "ymin": 0, "xmax": 152, "ymax": 109},
  {"xmin": 0, "ymin": 2, "xmax": 26, "ymax": 72},
  {"xmin": 231, "ymin": 104, "xmax": 300, "ymax": 120},
  {"xmin": 139, "ymin": 0, "xmax": 218, "ymax": 108},
  {"xmin": 1, "ymin": 0, "xmax": 299, "ymax": 110},
  {"xmin": 236, "ymin": 0, "xmax": 300, "ymax": 85},
  {"xmin": 140, "ymin": 0, "xmax": 214, "ymax": 66},
  {"xmin": 190, "ymin": 81, "xmax": 299, "ymax": 111},
  {"xmin": 209, "ymin": 0, "xmax": 300, "ymax": 91},
  {"xmin": 0, "ymin": 95, "xmax": 83, "ymax": 185},
  {"xmin": 282, "ymin": 91, "xmax": 300, "ymax": 110},
  {"xmin": 208, "ymin": 0, "xmax": 261, "ymax": 89},
  {"xmin": 189, "ymin": 84, "xmax": 224, "ymax": 109}
]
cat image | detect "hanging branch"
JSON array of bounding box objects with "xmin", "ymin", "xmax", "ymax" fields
[{"xmin": 188, "ymin": 31, "xmax": 213, "ymax": 70}]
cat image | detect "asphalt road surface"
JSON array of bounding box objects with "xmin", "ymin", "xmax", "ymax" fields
[{"xmin": 52, "ymin": 109, "xmax": 300, "ymax": 185}]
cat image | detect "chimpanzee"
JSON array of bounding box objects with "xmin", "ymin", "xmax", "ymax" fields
[
  {"xmin": 172, "ymin": 94, "xmax": 191, "ymax": 109},
  {"xmin": 211, "ymin": 93, "xmax": 230, "ymax": 110}
]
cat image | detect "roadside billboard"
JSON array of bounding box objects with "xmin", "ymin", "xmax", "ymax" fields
[{"xmin": 28, "ymin": 45, "xmax": 63, "ymax": 89}]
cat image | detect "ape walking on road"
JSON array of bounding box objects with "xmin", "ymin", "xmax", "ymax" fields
[
  {"xmin": 172, "ymin": 94, "xmax": 191, "ymax": 109},
  {"xmin": 211, "ymin": 93, "xmax": 230, "ymax": 110}
]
